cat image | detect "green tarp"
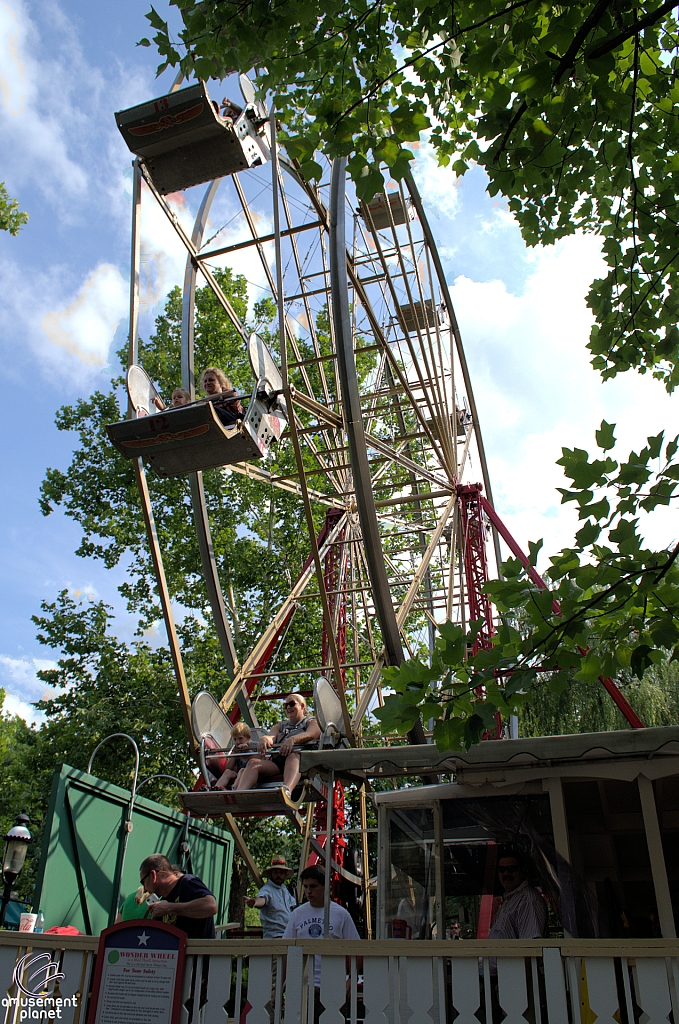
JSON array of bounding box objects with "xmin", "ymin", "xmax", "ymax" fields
[{"xmin": 33, "ymin": 765, "xmax": 233, "ymax": 935}]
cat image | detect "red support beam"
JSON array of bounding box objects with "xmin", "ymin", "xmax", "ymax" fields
[
  {"xmin": 478, "ymin": 494, "xmax": 644, "ymax": 730},
  {"xmin": 458, "ymin": 483, "xmax": 501, "ymax": 739},
  {"xmin": 228, "ymin": 509, "xmax": 343, "ymax": 725}
]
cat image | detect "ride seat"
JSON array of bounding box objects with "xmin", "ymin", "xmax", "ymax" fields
[
  {"xmin": 314, "ymin": 676, "xmax": 349, "ymax": 749},
  {"xmin": 107, "ymin": 399, "xmax": 267, "ymax": 476},
  {"xmin": 115, "ymin": 82, "xmax": 270, "ymax": 194},
  {"xmin": 397, "ymin": 299, "xmax": 443, "ymax": 333},
  {"xmin": 361, "ymin": 192, "xmax": 416, "ymax": 230},
  {"xmin": 191, "ymin": 691, "xmax": 234, "ymax": 784},
  {"xmin": 203, "ymin": 733, "xmax": 228, "ymax": 777},
  {"xmin": 107, "ymin": 339, "xmax": 287, "ymax": 477}
]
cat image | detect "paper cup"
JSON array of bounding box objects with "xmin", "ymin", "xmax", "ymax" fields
[{"xmin": 19, "ymin": 913, "xmax": 37, "ymax": 932}]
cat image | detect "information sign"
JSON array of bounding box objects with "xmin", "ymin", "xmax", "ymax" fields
[{"xmin": 87, "ymin": 920, "xmax": 186, "ymax": 1024}]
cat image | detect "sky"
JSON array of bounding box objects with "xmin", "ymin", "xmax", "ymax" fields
[{"xmin": 1, "ymin": 0, "xmax": 678, "ymax": 725}]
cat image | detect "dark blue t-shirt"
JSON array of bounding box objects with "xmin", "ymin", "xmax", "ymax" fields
[{"xmin": 162, "ymin": 873, "xmax": 216, "ymax": 939}]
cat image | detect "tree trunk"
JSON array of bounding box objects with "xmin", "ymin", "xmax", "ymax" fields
[{"xmin": 228, "ymin": 855, "xmax": 249, "ymax": 926}]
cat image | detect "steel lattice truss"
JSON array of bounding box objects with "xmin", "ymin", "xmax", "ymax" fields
[{"xmin": 123, "ymin": 103, "xmax": 500, "ymax": 748}]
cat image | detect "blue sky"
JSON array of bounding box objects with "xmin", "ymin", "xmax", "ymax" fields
[{"xmin": 1, "ymin": 0, "xmax": 678, "ymax": 723}]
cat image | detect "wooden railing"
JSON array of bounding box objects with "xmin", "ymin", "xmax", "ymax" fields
[{"xmin": 1, "ymin": 933, "xmax": 678, "ymax": 1024}]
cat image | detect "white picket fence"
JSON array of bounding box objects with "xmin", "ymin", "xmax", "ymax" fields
[{"xmin": 0, "ymin": 935, "xmax": 678, "ymax": 1024}]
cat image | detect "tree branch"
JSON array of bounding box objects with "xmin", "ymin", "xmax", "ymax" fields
[
  {"xmin": 492, "ymin": 99, "xmax": 528, "ymax": 163},
  {"xmin": 553, "ymin": 0, "xmax": 616, "ymax": 85},
  {"xmin": 493, "ymin": 0, "xmax": 616, "ymax": 161},
  {"xmin": 327, "ymin": 0, "xmax": 537, "ymax": 129},
  {"xmin": 586, "ymin": 0, "xmax": 679, "ymax": 61}
]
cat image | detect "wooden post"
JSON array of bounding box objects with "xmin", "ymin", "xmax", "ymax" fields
[
  {"xmin": 433, "ymin": 800, "xmax": 445, "ymax": 940},
  {"xmin": 638, "ymin": 774, "xmax": 676, "ymax": 938},
  {"xmin": 359, "ymin": 786, "xmax": 373, "ymax": 939}
]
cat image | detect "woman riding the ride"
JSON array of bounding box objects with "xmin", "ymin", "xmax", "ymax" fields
[
  {"xmin": 200, "ymin": 367, "xmax": 244, "ymax": 426},
  {"xmin": 233, "ymin": 693, "xmax": 320, "ymax": 794}
]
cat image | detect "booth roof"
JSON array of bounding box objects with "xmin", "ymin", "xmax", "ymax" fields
[{"xmin": 299, "ymin": 725, "xmax": 679, "ymax": 780}]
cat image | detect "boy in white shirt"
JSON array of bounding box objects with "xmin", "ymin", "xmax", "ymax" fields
[{"xmin": 282, "ymin": 865, "xmax": 360, "ymax": 1019}]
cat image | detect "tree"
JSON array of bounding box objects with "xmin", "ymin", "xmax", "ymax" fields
[
  {"xmin": 0, "ymin": 184, "xmax": 28, "ymax": 236},
  {"xmin": 146, "ymin": 0, "xmax": 679, "ymax": 388},
  {"xmin": 519, "ymin": 660, "xmax": 679, "ymax": 736}
]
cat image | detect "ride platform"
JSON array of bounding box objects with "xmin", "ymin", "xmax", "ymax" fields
[
  {"xmin": 106, "ymin": 401, "xmax": 264, "ymax": 477},
  {"xmin": 179, "ymin": 783, "xmax": 308, "ymax": 821}
]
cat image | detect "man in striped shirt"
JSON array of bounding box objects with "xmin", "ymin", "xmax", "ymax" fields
[{"xmin": 488, "ymin": 851, "xmax": 548, "ymax": 940}]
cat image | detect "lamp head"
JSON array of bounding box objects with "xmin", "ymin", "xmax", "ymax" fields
[{"xmin": 2, "ymin": 811, "xmax": 32, "ymax": 881}]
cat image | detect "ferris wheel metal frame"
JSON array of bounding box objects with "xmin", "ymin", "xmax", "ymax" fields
[{"xmin": 119, "ymin": 82, "xmax": 501, "ymax": 754}]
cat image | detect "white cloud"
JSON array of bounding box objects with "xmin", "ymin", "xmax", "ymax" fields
[
  {"xmin": 2, "ymin": 692, "xmax": 43, "ymax": 726},
  {"xmin": 0, "ymin": 654, "xmax": 57, "ymax": 726},
  {"xmin": 0, "ymin": 1, "xmax": 25, "ymax": 115},
  {"xmin": 411, "ymin": 140, "xmax": 460, "ymax": 223},
  {"xmin": 0, "ymin": 0, "xmax": 89, "ymax": 202},
  {"xmin": 0, "ymin": 654, "xmax": 56, "ymax": 695},
  {"xmin": 450, "ymin": 232, "xmax": 679, "ymax": 571},
  {"xmin": 41, "ymin": 264, "xmax": 128, "ymax": 366}
]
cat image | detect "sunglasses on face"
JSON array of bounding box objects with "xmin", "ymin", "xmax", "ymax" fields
[
  {"xmin": 140, "ymin": 871, "xmax": 152, "ymax": 885},
  {"xmin": 499, "ymin": 866, "xmax": 519, "ymax": 874},
  {"xmin": 284, "ymin": 701, "xmax": 298, "ymax": 709}
]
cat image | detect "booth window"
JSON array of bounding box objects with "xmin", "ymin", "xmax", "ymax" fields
[
  {"xmin": 441, "ymin": 795, "xmax": 556, "ymax": 940},
  {"xmin": 386, "ymin": 808, "xmax": 436, "ymax": 939},
  {"xmin": 384, "ymin": 795, "xmax": 558, "ymax": 939},
  {"xmin": 653, "ymin": 776, "xmax": 679, "ymax": 934},
  {"xmin": 563, "ymin": 779, "xmax": 660, "ymax": 937}
]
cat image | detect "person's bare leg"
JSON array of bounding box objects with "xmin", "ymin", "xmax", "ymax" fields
[
  {"xmin": 234, "ymin": 758, "xmax": 280, "ymax": 791},
  {"xmin": 283, "ymin": 753, "xmax": 301, "ymax": 792},
  {"xmin": 214, "ymin": 769, "xmax": 237, "ymax": 790}
]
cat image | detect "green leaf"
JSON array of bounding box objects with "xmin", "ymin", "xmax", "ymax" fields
[
  {"xmin": 513, "ymin": 61, "xmax": 552, "ymax": 98},
  {"xmin": 651, "ymin": 620, "xmax": 679, "ymax": 649},
  {"xmin": 353, "ymin": 164, "xmax": 385, "ymax": 203},
  {"xmin": 595, "ymin": 420, "xmax": 616, "ymax": 451},
  {"xmin": 433, "ymin": 716, "xmax": 466, "ymax": 752},
  {"xmin": 647, "ymin": 432, "xmax": 664, "ymax": 460},
  {"xmin": 146, "ymin": 6, "xmax": 167, "ymax": 31},
  {"xmin": 528, "ymin": 538, "xmax": 543, "ymax": 567},
  {"xmin": 575, "ymin": 521, "xmax": 601, "ymax": 548},
  {"xmin": 298, "ymin": 160, "xmax": 323, "ymax": 182},
  {"xmin": 373, "ymin": 694, "xmax": 420, "ymax": 733},
  {"xmin": 574, "ymin": 651, "xmax": 603, "ymax": 682},
  {"xmin": 630, "ymin": 644, "xmax": 656, "ymax": 679}
]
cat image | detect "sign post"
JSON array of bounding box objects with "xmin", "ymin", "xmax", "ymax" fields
[{"xmin": 87, "ymin": 920, "xmax": 186, "ymax": 1024}]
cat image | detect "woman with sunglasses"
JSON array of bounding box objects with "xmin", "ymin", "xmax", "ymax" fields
[{"xmin": 233, "ymin": 693, "xmax": 321, "ymax": 794}]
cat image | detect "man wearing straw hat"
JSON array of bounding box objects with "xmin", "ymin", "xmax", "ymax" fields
[{"xmin": 245, "ymin": 855, "xmax": 297, "ymax": 938}]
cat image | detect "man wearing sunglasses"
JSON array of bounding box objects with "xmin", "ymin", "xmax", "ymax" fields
[
  {"xmin": 234, "ymin": 693, "xmax": 320, "ymax": 794},
  {"xmin": 138, "ymin": 854, "xmax": 217, "ymax": 938},
  {"xmin": 487, "ymin": 849, "xmax": 548, "ymax": 940}
]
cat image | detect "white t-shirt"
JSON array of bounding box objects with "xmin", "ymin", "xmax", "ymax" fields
[{"xmin": 282, "ymin": 901, "xmax": 360, "ymax": 985}]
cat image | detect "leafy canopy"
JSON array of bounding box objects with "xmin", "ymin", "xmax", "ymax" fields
[
  {"xmin": 146, "ymin": 0, "xmax": 679, "ymax": 389},
  {"xmin": 0, "ymin": 183, "xmax": 28, "ymax": 236},
  {"xmin": 374, "ymin": 421, "xmax": 679, "ymax": 748}
]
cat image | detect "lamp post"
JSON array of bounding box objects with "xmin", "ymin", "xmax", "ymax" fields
[{"xmin": 0, "ymin": 811, "xmax": 32, "ymax": 927}]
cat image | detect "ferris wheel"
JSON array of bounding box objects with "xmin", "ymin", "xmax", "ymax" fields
[{"xmin": 107, "ymin": 74, "xmax": 503, "ymax": 794}]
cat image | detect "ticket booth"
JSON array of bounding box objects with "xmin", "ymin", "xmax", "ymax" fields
[{"xmin": 300, "ymin": 725, "xmax": 679, "ymax": 941}]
